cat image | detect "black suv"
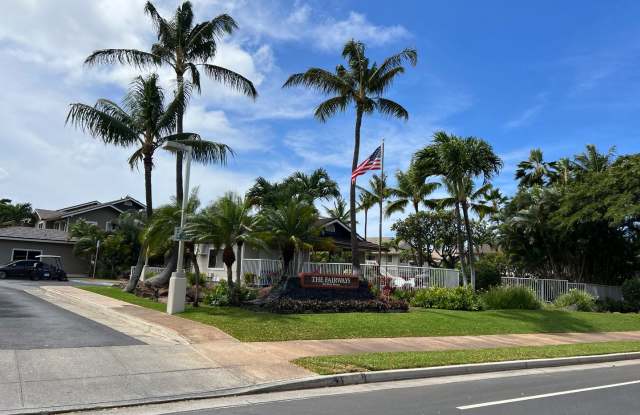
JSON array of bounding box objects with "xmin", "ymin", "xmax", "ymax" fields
[{"xmin": 0, "ymin": 260, "xmax": 67, "ymax": 281}]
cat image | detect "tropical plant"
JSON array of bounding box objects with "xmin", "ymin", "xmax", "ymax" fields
[
  {"xmin": 480, "ymin": 286, "xmax": 542, "ymax": 310},
  {"xmin": 0, "ymin": 199, "xmax": 35, "ymax": 227},
  {"xmin": 69, "ymin": 220, "xmax": 105, "ymax": 275},
  {"xmin": 85, "ymin": 0, "xmax": 257, "ymax": 203},
  {"xmin": 357, "ymin": 190, "xmax": 376, "ymax": 239},
  {"xmin": 573, "ymin": 144, "xmax": 615, "ymax": 175},
  {"xmin": 386, "ymin": 163, "xmax": 439, "ymax": 216},
  {"xmin": 415, "ymin": 131, "xmax": 502, "ymax": 288},
  {"xmin": 554, "ymin": 290, "xmax": 596, "ymax": 312},
  {"xmin": 247, "ymin": 168, "xmax": 339, "ymax": 209},
  {"xmin": 515, "ymin": 148, "xmax": 556, "ymax": 187},
  {"xmin": 357, "ymin": 174, "xmax": 391, "ymax": 263},
  {"xmin": 324, "ymin": 195, "xmax": 350, "ymax": 225},
  {"xmin": 258, "ymin": 200, "xmax": 322, "ymax": 283},
  {"xmin": 283, "ymin": 39, "xmax": 417, "ymax": 273}
]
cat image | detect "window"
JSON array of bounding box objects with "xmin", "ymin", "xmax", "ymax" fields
[
  {"xmin": 387, "ymin": 254, "xmax": 393, "ymax": 263},
  {"xmin": 37, "ymin": 222, "xmax": 44, "ymax": 229},
  {"xmin": 105, "ymin": 221, "xmax": 112, "ymax": 231},
  {"xmin": 12, "ymin": 249, "xmax": 42, "ymax": 261},
  {"xmin": 207, "ymin": 249, "xmax": 218, "ymax": 268}
]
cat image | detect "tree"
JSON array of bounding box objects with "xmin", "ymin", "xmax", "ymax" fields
[
  {"xmin": 357, "ymin": 174, "xmax": 391, "ymax": 265},
  {"xmin": 0, "ymin": 200, "xmax": 35, "ymax": 227},
  {"xmin": 515, "ymin": 148, "xmax": 556, "ymax": 188},
  {"xmin": 67, "ymin": 74, "xmax": 230, "ymax": 291},
  {"xmin": 69, "ymin": 220, "xmax": 105, "ymax": 275},
  {"xmin": 190, "ymin": 192, "xmax": 260, "ymax": 304},
  {"xmin": 85, "ymin": 0, "xmax": 257, "ymax": 203},
  {"xmin": 573, "ymin": 144, "xmax": 615, "ymax": 175},
  {"xmin": 258, "ymin": 200, "xmax": 321, "ymax": 283},
  {"xmin": 324, "ymin": 196, "xmax": 350, "ymax": 225},
  {"xmin": 247, "ymin": 168, "xmax": 339, "ymax": 209},
  {"xmin": 386, "ymin": 163, "xmax": 439, "ymax": 216},
  {"xmin": 391, "ymin": 212, "xmax": 436, "ymax": 267},
  {"xmin": 283, "ymin": 40, "xmax": 417, "ymax": 274},
  {"xmin": 357, "ymin": 191, "xmax": 376, "ymax": 239},
  {"xmin": 415, "ymin": 131, "xmax": 502, "ymax": 288}
]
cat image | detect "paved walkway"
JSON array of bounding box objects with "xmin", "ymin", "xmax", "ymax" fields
[{"xmin": 5, "ymin": 285, "xmax": 639, "ymax": 414}]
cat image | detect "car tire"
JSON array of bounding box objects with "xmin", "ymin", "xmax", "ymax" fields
[{"xmin": 0, "ymin": 272, "xmax": 5, "ymax": 279}]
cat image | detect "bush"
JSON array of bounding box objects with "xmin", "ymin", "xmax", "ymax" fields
[
  {"xmin": 391, "ymin": 289, "xmax": 416, "ymax": 302},
  {"xmin": 475, "ymin": 253, "xmax": 506, "ymax": 291},
  {"xmin": 186, "ymin": 272, "xmax": 207, "ymax": 287},
  {"xmin": 265, "ymin": 298, "xmax": 409, "ymax": 314},
  {"xmin": 554, "ymin": 289, "xmax": 596, "ymax": 312},
  {"xmin": 622, "ymin": 278, "xmax": 640, "ymax": 310},
  {"xmin": 203, "ymin": 280, "xmax": 230, "ymax": 306},
  {"xmin": 481, "ymin": 286, "xmax": 542, "ymax": 310},
  {"xmin": 596, "ymin": 297, "xmax": 637, "ymax": 313},
  {"xmin": 410, "ymin": 286, "xmax": 482, "ymax": 311},
  {"xmin": 243, "ymin": 272, "xmax": 257, "ymax": 286}
]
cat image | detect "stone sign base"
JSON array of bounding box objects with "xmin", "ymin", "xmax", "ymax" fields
[{"xmin": 276, "ymin": 274, "xmax": 374, "ymax": 301}]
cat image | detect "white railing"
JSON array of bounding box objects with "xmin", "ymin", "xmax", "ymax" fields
[
  {"xmin": 241, "ymin": 258, "xmax": 282, "ymax": 286},
  {"xmin": 502, "ymin": 277, "xmax": 623, "ymax": 302}
]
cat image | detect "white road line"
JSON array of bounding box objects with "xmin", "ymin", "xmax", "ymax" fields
[{"xmin": 457, "ymin": 379, "xmax": 640, "ymax": 410}]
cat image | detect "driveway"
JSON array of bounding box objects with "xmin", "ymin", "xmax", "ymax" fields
[{"xmin": 0, "ymin": 281, "xmax": 142, "ymax": 349}]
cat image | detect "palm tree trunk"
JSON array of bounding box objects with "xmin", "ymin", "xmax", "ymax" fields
[
  {"xmin": 461, "ymin": 199, "xmax": 476, "ymax": 289},
  {"xmin": 145, "ymin": 246, "xmax": 178, "ymax": 288},
  {"xmin": 350, "ymin": 107, "xmax": 363, "ymax": 276},
  {"xmin": 125, "ymin": 152, "xmax": 154, "ymax": 293},
  {"xmin": 454, "ymin": 202, "xmax": 468, "ymax": 286},
  {"xmin": 190, "ymin": 250, "xmax": 200, "ymax": 307},
  {"xmin": 364, "ymin": 209, "xmax": 368, "ymax": 240},
  {"xmin": 175, "ymin": 72, "xmax": 185, "ymax": 204},
  {"xmin": 413, "ymin": 204, "xmax": 424, "ymax": 267},
  {"xmin": 235, "ymin": 241, "xmax": 243, "ymax": 302},
  {"xmin": 222, "ymin": 245, "xmax": 236, "ymax": 303}
]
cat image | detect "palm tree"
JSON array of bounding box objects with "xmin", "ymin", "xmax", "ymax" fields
[
  {"xmin": 69, "ymin": 220, "xmax": 105, "ymax": 275},
  {"xmin": 415, "ymin": 131, "xmax": 502, "ymax": 288},
  {"xmin": 283, "ymin": 40, "xmax": 417, "ymax": 274},
  {"xmin": 324, "ymin": 196, "xmax": 350, "ymax": 224},
  {"xmin": 549, "ymin": 157, "xmax": 573, "ymax": 186},
  {"xmin": 191, "ymin": 192, "xmax": 260, "ymax": 304},
  {"xmin": 283, "ymin": 168, "xmax": 341, "ymax": 204},
  {"xmin": 85, "ymin": 1, "xmax": 257, "ymax": 203},
  {"xmin": 573, "ymin": 144, "xmax": 615, "ymax": 174},
  {"xmin": 0, "ymin": 200, "xmax": 34, "ymax": 227},
  {"xmin": 67, "ymin": 74, "xmax": 230, "ymax": 290},
  {"xmin": 259, "ymin": 200, "xmax": 321, "ymax": 283},
  {"xmin": 386, "ymin": 163, "xmax": 440, "ymax": 216},
  {"xmin": 357, "ymin": 191, "xmax": 376, "ymax": 239},
  {"xmin": 356, "ymin": 174, "xmax": 391, "ymax": 264},
  {"xmin": 515, "ymin": 148, "xmax": 556, "ymax": 187},
  {"xmin": 480, "ymin": 187, "xmax": 508, "ymax": 223}
]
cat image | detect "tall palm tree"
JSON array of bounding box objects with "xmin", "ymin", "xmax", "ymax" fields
[
  {"xmin": 415, "ymin": 131, "xmax": 502, "ymax": 288},
  {"xmin": 573, "ymin": 144, "xmax": 615, "ymax": 174},
  {"xmin": 386, "ymin": 163, "xmax": 440, "ymax": 216},
  {"xmin": 356, "ymin": 174, "xmax": 391, "ymax": 264},
  {"xmin": 324, "ymin": 196, "xmax": 350, "ymax": 225},
  {"xmin": 515, "ymin": 148, "xmax": 556, "ymax": 187},
  {"xmin": 259, "ymin": 200, "xmax": 321, "ymax": 283},
  {"xmin": 67, "ymin": 74, "xmax": 230, "ymax": 290},
  {"xmin": 247, "ymin": 169, "xmax": 340, "ymax": 209},
  {"xmin": 357, "ymin": 191, "xmax": 376, "ymax": 239},
  {"xmin": 189, "ymin": 192, "xmax": 259, "ymax": 304},
  {"xmin": 85, "ymin": 1, "xmax": 257, "ymax": 203},
  {"xmin": 283, "ymin": 40, "xmax": 417, "ymax": 274}
]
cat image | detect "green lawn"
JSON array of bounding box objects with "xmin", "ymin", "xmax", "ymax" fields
[
  {"xmin": 294, "ymin": 341, "xmax": 640, "ymax": 375},
  {"xmin": 81, "ymin": 286, "xmax": 640, "ymax": 342}
]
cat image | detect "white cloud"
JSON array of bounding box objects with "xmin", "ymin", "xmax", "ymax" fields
[{"xmin": 503, "ymin": 104, "xmax": 544, "ymax": 129}]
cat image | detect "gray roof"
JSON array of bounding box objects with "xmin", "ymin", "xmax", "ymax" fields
[
  {"xmin": 36, "ymin": 196, "xmax": 146, "ymax": 221},
  {"xmin": 35, "ymin": 209, "xmax": 62, "ymax": 220},
  {"xmin": 0, "ymin": 226, "xmax": 75, "ymax": 243}
]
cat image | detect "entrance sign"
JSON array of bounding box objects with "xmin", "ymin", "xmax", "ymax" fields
[{"xmin": 299, "ymin": 272, "xmax": 359, "ymax": 290}]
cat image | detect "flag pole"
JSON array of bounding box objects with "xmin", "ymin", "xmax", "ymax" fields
[{"xmin": 378, "ymin": 138, "xmax": 384, "ymax": 270}]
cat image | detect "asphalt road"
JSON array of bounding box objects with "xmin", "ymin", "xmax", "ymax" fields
[
  {"xmin": 0, "ymin": 280, "xmax": 143, "ymax": 349},
  {"xmin": 168, "ymin": 363, "xmax": 640, "ymax": 415}
]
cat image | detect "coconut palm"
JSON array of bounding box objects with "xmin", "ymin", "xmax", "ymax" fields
[
  {"xmin": 356, "ymin": 174, "xmax": 391, "ymax": 264},
  {"xmin": 415, "ymin": 131, "xmax": 502, "ymax": 288},
  {"xmin": 85, "ymin": 1, "xmax": 257, "ymax": 203},
  {"xmin": 67, "ymin": 74, "xmax": 230, "ymax": 290},
  {"xmin": 515, "ymin": 148, "xmax": 555, "ymax": 187},
  {"xmin": 386, "ymin": 163, "xmax": 440, "ymax": 216},
  {"xmin": 549, "ymin": 157, "xmax": 573, "ymax": 186},
  {"xmin": 324, "ymin": 196, "xmax": 350, "ymax": 225},
  {"xmin": 573, "ymin": 144, "xmax": 615, "ymax": 174},
  {"xmin": 283, "ymin": 40, "xmax": 417, "ymax": 273},
  {"xmin": 357, "ymin": 191, "xmax": 376, "ymax": 239},
  {"xmin": 259, "ymin": 201, "xmax": 321, "ymax": 283}
]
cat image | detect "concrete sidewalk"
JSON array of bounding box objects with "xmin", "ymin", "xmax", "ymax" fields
[{"xmin": 5, "ymin": 285, "xmax": 639, "ymax": 414}]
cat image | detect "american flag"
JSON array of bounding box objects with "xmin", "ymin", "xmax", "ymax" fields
[{"xmin": 351, "ymin": 145, "xmax": 382, "ymax": 183}]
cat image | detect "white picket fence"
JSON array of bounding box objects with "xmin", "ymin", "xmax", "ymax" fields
[
  {"xmin": 501, "ymin": 277, "xmax": 623, "ymax": 302},
  {"xmin": 241, "ymin": 258, "xmax": 283, "ymax": 286}
]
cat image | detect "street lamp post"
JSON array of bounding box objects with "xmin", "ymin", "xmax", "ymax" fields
[{"xmin": 163, "ymin": 140, "xmax": 193, "ymax": 315}]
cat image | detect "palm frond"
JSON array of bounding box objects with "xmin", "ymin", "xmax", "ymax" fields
[
  {"xmin": 66, "ymin": 103, "xmax": 138, "ymax": 147},
  {"xmin": 283, "ymin": 69, "xmax": 349, "ymax": 95},
  {"xmin": 171, "ymin": 138, "xmax": 234, "ymax": 165},
  {"xmin": 201, "ymin": 64, "xmax": 257, "ymax": 98},
  {"xmin": 84, "ymin": 49, "xmax": 159, "ymax": 68},
  {"xmin": 314, "ymin": 96, "xmax": 349, "ymax": 122},
  {"xmin": 375, "ymin": 98, "xmax": 409, "ymax": 120}
]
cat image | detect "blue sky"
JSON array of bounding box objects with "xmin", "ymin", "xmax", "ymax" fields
[{"xmin": 1, "ymin": 0, "xmax": 638, "ymax": 236}]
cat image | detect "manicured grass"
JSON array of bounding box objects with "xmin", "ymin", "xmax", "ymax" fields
[
  {"xmin": 81, "ymin": 286, "xmax": 640, "ymax": 342},
  {"xmin": 294, "ymin": 341, "xmax": 640, "ymax": 375}
]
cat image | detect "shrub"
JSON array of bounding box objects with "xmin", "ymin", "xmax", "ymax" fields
[
  {"xmin": 391, "ymin": 289, "xmax": 416, "ymax": 302},
  {"xmin": 474, "ymin": 253, "xmax": 506, "ymax": 291},
  {"xmin": 622, "ymin": 278, "xmax": 640, "ymax": 310},
  {"xmin": 410, "ymin": 286, "xmax": 482, "ymax": 311},
  {"xmin": 265, "ymin": 298, "xmax": 408, "ymax": 314},
  {"xmin": 481, "ymin": 286, "xmax": 541, "ymax": 310},
  {"xmin": 243, "ymin": 272, "xmax": 257, "ymax": 286},
  {"xmin": 204, "ymin": 280, "xmax": 230, "ymax": 306},
  {"xmin": 186, "ymin": 272, "xmax": 207, "ymax": 287},
  {"xmin": 554, "ymin": 289, "xmax": 596, "ymax": 312},
  {"xmin": 596, "ymin": 297, "xmax": 637, "ymax": 313}
]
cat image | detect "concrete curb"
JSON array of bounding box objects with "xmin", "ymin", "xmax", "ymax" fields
[{"xmin": 7, "ymin": 352, "xmax": 640, "ymax": 415}]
